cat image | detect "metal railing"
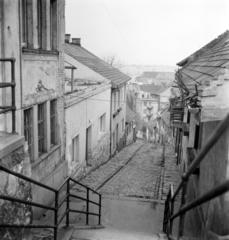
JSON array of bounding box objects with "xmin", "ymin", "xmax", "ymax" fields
[
  {"xmin": 0, "ymin": 58, "xmax": 16, "ymax": 133},
  {"xmin": 163, "ymin": 113, "xmax": 229, "ymax": 239},
  {"xmin": 0, "ymin": 165, "xmax": 102, "ymax": 240}
]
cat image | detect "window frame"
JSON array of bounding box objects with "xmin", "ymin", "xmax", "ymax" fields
[
  {"xmin": 50, "ymin": 99, "xmax": 58, "ymax": 146},
  {"xmin": 24, "ymin": 107, "xmax": 34, "ymax": 161},
  {"xmin": 72, "ymin": 135, "xmax": 80, "ymax": 163},
  {"xmin": 38, "ymin": 102, "xmax": 46, "ymax": 156},
  {"xmin": 99, "ymin": 113, "xmax": 106, "ymax": 133}
]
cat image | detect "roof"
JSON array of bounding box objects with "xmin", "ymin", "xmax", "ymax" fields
[
  {"xmin": 139, "ymin": 84, "xmax": 165, "ymax": 94},
  {"xmin": 65, "ymin": 43, "xmax": 131, "ymax": 88},
  {"xmin": 176, "ymin": 30, "xmax": 229, "ymax": 94}
]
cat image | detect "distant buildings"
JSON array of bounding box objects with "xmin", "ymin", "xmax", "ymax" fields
[{"xmin": 135, "ymin": 71, "xmax": 174, "ymax": 85}]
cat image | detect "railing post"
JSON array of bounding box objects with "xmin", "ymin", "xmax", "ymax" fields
[
  {"xmin": 54, "ymin": 191, "xmax": 58, "ymax": 240},
  {"xmin": 66, "ymin": 179, "xmax": 70, "ymax": 227},
  {"xmin": 86, "ymin": 188, "xmax": 89, "ymax": 225},
  {"xmin": 169, "ymin": 198, "xmax": 174, "ymax": 235},
  {"xmin": 178, "ymin": 179, "xmax": 187, "ymax": 239},
  {"xmin": 98, "ymin": 194, "xmax": 102, "ymax": 225},
  {"xmin": 11, "ymin": 59, "xmax": 16, "ymax": 133}
]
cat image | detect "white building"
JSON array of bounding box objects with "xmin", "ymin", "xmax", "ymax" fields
[{"xmin": 64, "ymin": 35, "xmax": 130, "ymax": 173}]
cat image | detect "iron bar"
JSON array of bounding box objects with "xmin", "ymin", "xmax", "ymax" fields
[
  {"xmin": 58, "ymin": 211, "xmax": 67, "ymax": 226},
  {"xmin": 0, "ymin": 224, "xmax": 55, "ymax": 229},
  {"xmin": 178, "ymin": 180, "xmax": 187, "ymax": 238},
  {"xmin": 172, "ymin": 113, "xmax": 229, "ymax": 201},
  {"xmin": 0, "ymin": 82, "xmax": 15, "ymax": 88},
  {"xmin": 86, "ymin": 188, "xmax": 89, "ymax": 225},
  {"xmin": 69, "ymin": 177, "xmax": 100, "ymax": 195},
  {"xmin": 0, "ymin": 195, "xmax": 55, "ymax": 211},
  {"xmin": 54, "ymin": 191, "xmax": 58, "ymax": 240},
  {"xmin": 99, "ymin": 194, "xmax": 102, "ymax": 225},
  {"xmin": 69, "ymin": 209, "xmax": 100, "ymax": 216},
  {"xmin": 171, "ymin": 179, "xmax": 229, "ymax": 220},
  {"xmin": 58, "ymin": 196, "xmax": 67, "ymax": 209},
  {"xmin": 66, "ymin": 179, "xmax": 70, "ymax": 227},
  {"xmin": 0, "ymin": 165, "xmax": 57, "ymax": 193},
  {"xmin": 69, "ymin": 193, "xmax": 100, "ymax": 206},
  {"xmin": 11, "ymin": 59, "xmax": 16, "ymax": 133}
]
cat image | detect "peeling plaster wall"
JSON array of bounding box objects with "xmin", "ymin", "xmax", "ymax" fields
[{"xmin": 0, "ymin": 140, "xmax": 32, "ymax": 240}]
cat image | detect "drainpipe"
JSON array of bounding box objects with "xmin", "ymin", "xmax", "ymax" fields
[{"xmin": 18, "ymin": 0, "xmax": 23, "ymax": 134}]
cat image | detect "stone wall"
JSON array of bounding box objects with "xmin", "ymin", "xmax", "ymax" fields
[{"xmin": 0, "ymin": 142, "xmax": 32, "ymax": 240}]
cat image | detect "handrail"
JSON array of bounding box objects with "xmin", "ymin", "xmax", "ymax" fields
[
  {"xmin": 173, "ymin": 113, "xmax": 229, "ymax": 201},
  {"xmin": 171, "ymin": 179, "xmax": 229, "ymax": 220},
  {"xmin": 163, "ymin": 113, "xmax": 229, "ymax": 239},
  {"xmin": 0, "ymin": 58, "xmax": 16, "ymax": 132},
  {"xmin": 69, "ymin": 177, "xmax": 101, "ymax": 196},
  {"xmin": 0, "ymin": 165, "xmax": 57, "ymax": 193},
  {"xmin": 0, "ymin": 166, "xmax": 102, "ymax": 240}
]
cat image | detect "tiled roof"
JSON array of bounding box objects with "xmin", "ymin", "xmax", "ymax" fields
[
  {"xmin": 65, "ymin": 43, "xmax": 131, "ymax": 87},
  {"xmin": 176, "ymin": 30, "xmax": 229, "ymax": 94}
]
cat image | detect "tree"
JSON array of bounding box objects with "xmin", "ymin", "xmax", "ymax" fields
[{"xmin": 103, "ymin": 55, "xmax": 123, "ymax": 69}]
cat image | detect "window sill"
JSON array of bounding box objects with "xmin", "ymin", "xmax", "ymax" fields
[
  {"xmin": 22, "ymin": 47, "xmax": 59, "ymax": 55},
  {"xmin": 32, "ymin": 144, "xmax": 61, "ymax": 168}
]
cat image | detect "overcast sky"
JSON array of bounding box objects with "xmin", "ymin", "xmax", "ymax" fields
[{"xmin": 65, "ymin": 0, "xmax": 229, "ymax": 66}]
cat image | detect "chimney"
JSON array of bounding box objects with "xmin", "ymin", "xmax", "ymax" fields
[
  {"xmin": 65, "ymin": 34, "xmax": 71, "ymax": 43},
  {"xmin": 72, "ymin": 38, "xmax": 81, "ymax": 46}
]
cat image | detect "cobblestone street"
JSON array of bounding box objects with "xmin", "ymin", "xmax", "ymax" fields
[{"xmin": 81, "ymin": 140, "xmax": 181, "ymax": 201}]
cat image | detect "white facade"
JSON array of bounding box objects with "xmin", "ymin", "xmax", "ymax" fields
[{"xmin": 64, "ymin": 52, "xmax": 111, "ymax": 174}]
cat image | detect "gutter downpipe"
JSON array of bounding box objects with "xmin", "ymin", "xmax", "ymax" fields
[{"xmin": 18, "ymin": 0, "xmax": 23, "ymax": 134}]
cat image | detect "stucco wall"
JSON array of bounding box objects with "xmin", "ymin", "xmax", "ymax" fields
[
  {"xmin": 65, "ymin": 86, "xmax": 111, "ymax": 174},
  {"xmin": 184, "ymin": 120, "xmax": 229, "ymax": 239}
]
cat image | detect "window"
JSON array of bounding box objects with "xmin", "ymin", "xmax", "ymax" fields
[
  {"xmin": 22, "ymin": 0, "xmax": 57, "ymax": 50},
  {"xmin": 72, "ymin": 135, "xmax": 79, "ymax": 162},
  {"xmin": 50, "ymin": 99, "xmax": 57, "ymax": 145},
  {"xmin": 38, "ymin": 103, "xmax": 46, "ymax": 156},
  {"xmin": 99, "ymin": 114, "xmax": 106, "ymax": 132},
  {"xmin": 50, "ymin": 0, "xmax": 57, "ymax": 49},
  {"xmin": 24, "ymin": 108, "xmax": 33, "ymax": 161},
  {"xmin": 22, "ymin": 0, "xmax": 33, "ymax": 47}
]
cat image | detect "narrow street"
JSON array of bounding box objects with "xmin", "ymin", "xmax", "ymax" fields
[{"xmin": 70, "ymin": 140, "xmax": 180, "ymax": 240}]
